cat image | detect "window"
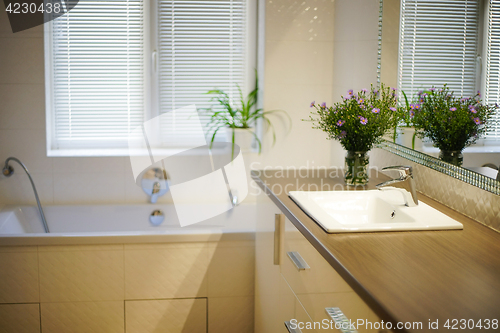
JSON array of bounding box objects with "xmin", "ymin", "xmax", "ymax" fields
[
  {"xmin": 398, "ymin": 0, "xmax": 500, "ymax": 141},
  {"xmin": 45, "ymin": 0, "xmax": 255, "ymax": 155}
]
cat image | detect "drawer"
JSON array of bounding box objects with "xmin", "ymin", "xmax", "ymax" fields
[
  {"xmin": 282, "ymin": 218, "xmax": 381, "ymax": 333},
  {"xmin": 280, "ymin": 274, "xmax": 315, "ymax": 333},
  {"xmin": 282, "ymin": 218, "xmax": 352, "ymax": 296}
]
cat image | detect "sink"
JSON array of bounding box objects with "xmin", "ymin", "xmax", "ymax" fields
[{"xmin": 289, "ymin": 190, "xmax": 463, "ymax": 233}]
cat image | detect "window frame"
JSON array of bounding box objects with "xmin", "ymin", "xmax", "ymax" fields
[{"xmin": 44, "ymin": 0, "xmax": 258, "ymax": 157}]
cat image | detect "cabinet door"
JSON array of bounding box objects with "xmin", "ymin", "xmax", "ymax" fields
[
  {"xmin": 282, "ymin": 218, "xmax": 381, "ymax": 333},
  {"xmin": 280, "ymin": 274, "xmax": 316, "ymax": 333},
  {"xmin": 254, "ymin": 190, "xmax": 284, "ymax": 333}
]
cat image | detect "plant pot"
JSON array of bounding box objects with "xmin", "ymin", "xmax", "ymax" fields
[
  {"xmin": 439, "ymin": 150, "xmax": 463, "ymax": 167},
  {"xmin": 396, "ymin": 127, "xmax": 423, "ymax": 150},
  {"xmin": 344, "ymin": 151, "xmax": 369, "ymax": 186},
  {"xmin": 226, "ymin": 127, "xmax": 254, "ymax": 153}
]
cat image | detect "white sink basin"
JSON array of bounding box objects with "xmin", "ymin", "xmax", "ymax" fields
[{"xmin": 289, "ymin": 190, "xmax": 463, "ymax": 233}]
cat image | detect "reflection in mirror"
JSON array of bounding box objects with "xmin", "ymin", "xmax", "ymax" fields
[{"xmin": 379, "ymin": 0, "xmax": 500, "ymax": 183}]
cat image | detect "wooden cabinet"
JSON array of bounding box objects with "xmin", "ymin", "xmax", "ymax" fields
[{"xmin": 255, "ymin": 196, "xmax": 384, "ymax": 333}]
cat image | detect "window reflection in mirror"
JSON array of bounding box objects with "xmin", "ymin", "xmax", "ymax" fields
[{"xmin": 380, "ymin": 0, "xmax": 500, "ymax": 181}]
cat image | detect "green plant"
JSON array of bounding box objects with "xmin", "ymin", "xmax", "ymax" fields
[
  {"xmin": 308, "ymin": 84, "xmax": 399, "ymax": 152},
  {"xmin": 392, "ymin": 90, "xmax": 419, "ymax": 148},
  {"xmin": 412, "ymin": 84, "xmax": 497, "ymax": 152},
  {"xmin": 204, "ymin": 73, "xmax": 289, "ymax": 157}
]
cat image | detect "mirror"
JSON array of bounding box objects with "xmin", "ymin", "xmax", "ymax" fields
[{"xmin": 379, "ymin": 0, "xmax": 500, "ymax": 184}]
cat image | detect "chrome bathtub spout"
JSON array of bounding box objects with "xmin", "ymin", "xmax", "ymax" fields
[
  {"xmin": 376, "ymin": 165, "xmax": 418, "ymax": 207},
  {"xmin": 2, "ymin": 157, "xmax": 50, "ymax": 233}
]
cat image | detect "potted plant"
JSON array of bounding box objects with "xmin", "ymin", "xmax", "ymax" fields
[
  {"xmin": 204, "ymin": 75, "xmax": 289, "ymax": 157},
  {"xmin": 412, "ymin": 85, "xmax": 497, "ymax": 166},
  {"xmin": 308, "ymin": 84, "xmax": 399, "ymax": 185}
]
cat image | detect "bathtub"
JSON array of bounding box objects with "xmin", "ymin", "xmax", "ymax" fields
[{"xmin": 0, "ymin": 203, "xmax": 256, "ymax": 246}]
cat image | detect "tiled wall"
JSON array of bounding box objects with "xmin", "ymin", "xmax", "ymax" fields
[
  {"xmin": 0, "ymin": 0, "xmax": 339, "ymax": 207},
  {"xmin": 0, "ymin": 240, "xmax": 255, "ymax": 333},
  {"xmin": 330, "ymin": 0, "xmax": 381, "ymax": 167},
  {"xmin": 371, "ymin": 148, "xmax": 500, "ymax": 232}
]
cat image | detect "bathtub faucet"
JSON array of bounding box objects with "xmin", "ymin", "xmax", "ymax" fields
[
  {"xmin": 2, "ymin": 157, "xmax": 50, "ymax": 233},
  {"xmin": 140, "ymin": 167, "xmax": 169, "ymax": 204}
]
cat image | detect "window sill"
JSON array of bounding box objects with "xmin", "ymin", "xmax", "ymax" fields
[
  {"xmin": 421, "ymin": 141, "xmax": 500, "ymax": 154},
  {"xmin": 47, "ymin": 147, "xmax": 233, "ymax": 157}
]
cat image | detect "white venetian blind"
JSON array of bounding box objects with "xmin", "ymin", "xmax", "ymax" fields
[
  {"xmin": 157, "ymin": 0, "xmax": 246, "ymax": 145},
  {"xmin": 50, "ymin": 0, "xmax": 144, "ymax": 150},
  {"xmin": 398, "ymin": 0, "xmax": 479, "ymax": 99},
  {"xmin": 484, "ymin": 0, "xmax": 500, "ymax": 139}
]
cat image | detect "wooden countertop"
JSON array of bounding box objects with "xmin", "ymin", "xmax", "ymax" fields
[{"xmin": 251, "ymin": 170, "xmax": 500, "ymax": 333}]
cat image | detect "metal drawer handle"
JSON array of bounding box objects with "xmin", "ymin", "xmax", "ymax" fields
[
  {"xmin": 325, "ymin": 307, "xmax": 358, "ymax": 333},
  {"xmin": 287, "ymin": 251, "xmax": 310, "ymax": 270},
  {"xmin": 284, "ymin": 321, "xmax": 302, "ymax": 333}
]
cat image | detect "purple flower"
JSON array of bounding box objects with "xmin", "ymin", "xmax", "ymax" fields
[
  {"xmin": 336, "ymin": 120, "xmax": 345, "ymax": 127},
  {"xmin": 372, "ymin": 107, "xmax": 380, "ymax": 114},
  {"xmin": 310, "ymin": 101, "xmax": 315, "ymax": 107},
  {"xmin": 429, "ymin": 87, "xmax": 436, "ymax": 92},
  {"xmin": 361, "ymin": 89, "xmax": 367, "ymax": 93},
  {"xmin": 469, "ymin": 105, "xmax": 477, "ymax": 113},
  {"xmin": 359, "ymin": 117, "xmax": 368, "ymax": 125},
  {"xmin": 320, "ymin": 102, "xmax": 326, "ymax": 108},
  {"xmin": 391, "ymin": 87, "xmax": 397, "ymax": 91},
  {"xmin": 477, "ymin": 90, "xmax": 481, "ymax": 96},
  {"xmin": 339, "ymin": 131, "xmax": 347, "ymax": 138},
  {"xmin": 409, "ymin": 103, "xmax": 420, "ymax": 110},
  {"xmin": 372, "ymin": 90, "xmax": 379, "ymax": 96},
  {"xmin": 410, "ymin": 110, "xmax": 415, "ymax": 118},
  {"xmin": 347, "ymin": 89, "xmax": 354, "ymax": 96},
  {"xmin": 418, "ymin": 90, "xmax": 423, "ymax": 96},
  {"xmin": 473, "ymin": 117, "xmax": 481, "ymax": 125},
  {"xmin": 450, "ymin": 107, "xmax": 457, "ymax": 112},
  {"xmin": 389, "ymin": 107, "xmax": 397, "ymax": 112},
  {"xmin": 358, "ymin": 98, "xmax": 364, "ymax": 104}
]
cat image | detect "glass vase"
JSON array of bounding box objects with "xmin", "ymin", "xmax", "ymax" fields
[
  {"xmin": 439, "ymin": 150, "xmax": 463, "ymax": 167},
  {"xmin": 344, "ymin": 151, "xmax": 369, "ymax": 186}
]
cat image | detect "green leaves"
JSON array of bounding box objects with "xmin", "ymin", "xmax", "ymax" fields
[
  {"xmin": 308, "ymin": 84, "xmax": 398, "ymax": 152},
  {"xmin": 413, "ymin": 85, "xmax": 497, "ymax": 151},
  {"xmin": 203, "ymin": 70, "xmax": 290, "ymax": 155}
]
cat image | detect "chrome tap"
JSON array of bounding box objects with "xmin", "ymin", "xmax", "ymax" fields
[{"xmin": 376, "ymin": 166, "xmax": 418, "ymax": 207}]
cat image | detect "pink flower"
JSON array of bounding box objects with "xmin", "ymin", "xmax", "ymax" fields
[
  {"xmin": 469, "ymin": 105, "xmax": 477, "ymax": 113},
  {"xmin": 473, "ymin": 117, "xmax": 481, "ymax": 125},
  {"xmin": 320, "ymin": 102, "xmax": 326, "ymax": 108},
  {"xmin": 450, "ymin": 107, "xmax": 457, "ymax": 112},
  {"xmin": 310, "ymin": 101, "xmax": 315, "ymax": 107},
  {"xmin": 359, "ymin": 117, "xmax": 368, "ymax": 125},
  {"xmin": 389, "ymin": 107, "xmax": 397, "ymax": 112},
  {"xmin": 336, "ymin": 120, "xmax": 345, "ymax": 127},
  {"xmin": 372, "ymin": 108, "xmax": 380, "ymax": 114}
]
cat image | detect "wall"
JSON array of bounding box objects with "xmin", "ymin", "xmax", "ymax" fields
[
  {"xmin": 330, "ymin": 0, "xmax": 381, "ymax": 167},
  {"xmin": 0, "ymin": 0, "xmax": 335, "ymax": 206}
]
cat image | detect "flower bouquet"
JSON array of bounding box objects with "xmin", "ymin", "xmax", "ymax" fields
[
  {"xmin": 412, "ymin": 85, "xmax": 497, "ymax": 166},
  {"xmin": 309, "ymin": 84, "xmax": 399, "ymax": 185}
]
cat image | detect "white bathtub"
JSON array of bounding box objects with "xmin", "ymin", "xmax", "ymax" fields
[{"xmin": 0, "ymin": 203, "xmax": 256, "ymax": 246}]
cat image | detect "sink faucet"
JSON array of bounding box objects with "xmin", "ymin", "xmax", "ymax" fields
[{"xmin": 376, "ymin": 166, "xmax": 418, "ymax": 207}]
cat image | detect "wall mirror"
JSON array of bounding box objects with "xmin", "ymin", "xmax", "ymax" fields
[{"xmin": 378, "ymin": 0, "xmax": 500, "ymax": 194}]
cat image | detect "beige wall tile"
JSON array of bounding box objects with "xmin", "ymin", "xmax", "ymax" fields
[
  {"xmin": 126, "ymin": 299, "xmax": 206, "ymax": 333},
  {"xmin": 0, "ymin": 303, "xmax": 40, "ymax": 333},
  {"xmin": 124, "ymin": 244, "xmax": 208, "ymax": 299},
  {"xmin": 41, "ymin": 301, "xmax": 124, "ymax": 333},
  {"xmin": 0, "ymin": 251, "xmax": 39, "ymax": 303},
  {"xmin": 208, "ymin": 244, "xmax": 255, "ymax": 297},
  {"xmin": 0, "ymin": 129, "xmax": 53, "ymax": 173},
  {"xmin": 0, "ymin": 38, "xmax": 44, "ymax": 84},
  {"xmin": 39, "ymin": 248, "xmax": 124, "ymax": 302},
  {"xmin": 266, "ymin": 0, "xmax": 334, "ymax": 42},
  {"xmin": 265, "ymin": 40, "xmax": 334, "ymax": 86},
  {"xmin": 0, "ymin": 84, "xmax": 45, "ymax": 130},
  {"xmin": 52, "ymin": 172, "xmax": 125, "ymax": 204},
  {"xmin": 0, "ymin": 172, "xmax": 53, "ymax": 205},
  {"xmin": 208, "ymin": 296, "xmax": 254, "ymax": 333}
]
